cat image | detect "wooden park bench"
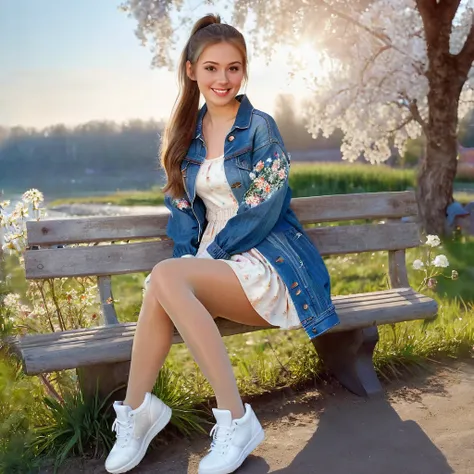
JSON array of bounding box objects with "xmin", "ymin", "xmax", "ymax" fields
[{"xmin": 10, "ymin": 191, "xmax": 438, "ymax": 400}]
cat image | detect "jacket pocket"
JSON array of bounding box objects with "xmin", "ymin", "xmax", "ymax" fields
[
  {"xmin": 235, "ymin": 153, "xmax": 252, "ymax": 171},
  {"xmin": 229, "ymin": 153, "xmax": 252, "ymax": 192}
]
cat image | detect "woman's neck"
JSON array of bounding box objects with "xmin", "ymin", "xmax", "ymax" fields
[{"xmin": 205, "ymin": 98, "xmax": 240, "ymax": 127}]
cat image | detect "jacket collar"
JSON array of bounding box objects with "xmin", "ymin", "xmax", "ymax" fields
[{"xmin": 194, "ymin": 94, "xmax": 254, "ymax": 139}]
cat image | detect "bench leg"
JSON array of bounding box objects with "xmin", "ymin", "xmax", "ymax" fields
[
  {"xmin": 77, "ymin": 361, "xmax": 130, "ymax": 403},
  {"xmin": 312, "ymin": 326, "xmax": 383, "ymax": 398}
]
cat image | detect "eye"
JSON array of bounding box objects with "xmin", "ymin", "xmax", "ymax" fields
[
  {"xmin": 230, "ymin": 66, "xmax": 240, "ymax": 72},
  {"xmin": 205, "ymin": 66, "xmax": 216, "ymax": 71}
]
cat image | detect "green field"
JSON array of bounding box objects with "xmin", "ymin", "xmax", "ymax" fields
[{"xmin": 49, "ymin": 163, "xmax": 474, "ymax": 207}]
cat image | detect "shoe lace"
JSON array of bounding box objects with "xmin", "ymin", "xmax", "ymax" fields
[
  {"xmin": 209, "ymin": 423, "xmax": 235, "ymax": 455},
  {"xmin": 112, "ymin": 414, "xmax": 134, "ymax": 448}
]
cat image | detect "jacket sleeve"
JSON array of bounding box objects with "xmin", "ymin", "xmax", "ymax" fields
[
  {"xmin": 164, "ymin": 193, "xmax": 200, "ymax": 258},
  {"xmin": 206, "ymin": 138, "xmax": 290, "ymax": 260}
]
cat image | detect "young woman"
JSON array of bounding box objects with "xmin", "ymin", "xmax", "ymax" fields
[{"xmin": 105, "ymin": 14, "xmax": 339, "ymax": 474}]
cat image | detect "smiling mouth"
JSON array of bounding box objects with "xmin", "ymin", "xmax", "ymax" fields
[{"xmin": 212, "ymin": 88, "xmax": 231, "ymax": 96}]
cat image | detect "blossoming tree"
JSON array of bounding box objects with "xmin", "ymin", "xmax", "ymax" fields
[{"xmin": 120, "ymin": 0, "xmax": 474, "ymax": 234}]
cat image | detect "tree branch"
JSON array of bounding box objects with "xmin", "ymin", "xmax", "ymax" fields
[
  {"xmin": 387, "ymin": 116, "xmax": 414, "ymax": 134},
  {"xmin": 320, "ymin": 1, "xmax": 391, "ymax": 44},
  {"xmin": 456, "ymin": 12, "xmax": 474, "ymax": 76},
  {"xmin": 395, "ymin": 95, "xmax": 428, "ymax": 135},
  {"xmin": 417, "ymin": 0, "xmax": 461, "ymax": 50},
  {"xmin": 321, "ymin": 1, "xmax": 426, "ymax": 76},
  {"xmin": 361, "ymin": 45, "xmax": 392, "ymax": 81},
  {"xmin": 407, "ymin": 99, "xmax": 429, "ymax": 135}
]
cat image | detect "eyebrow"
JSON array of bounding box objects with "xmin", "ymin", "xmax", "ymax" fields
[{"xmin": 203, "ymin": 61, "xmax": 242, "ymax": 66}]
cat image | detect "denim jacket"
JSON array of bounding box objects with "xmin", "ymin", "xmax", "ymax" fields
[{"xmin": 164, "ymin": 95, "xmax": 339, "ymax": 339}]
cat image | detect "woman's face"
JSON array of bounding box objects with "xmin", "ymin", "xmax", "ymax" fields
[{"xmin": 187, "ymin": 41, "xmax": 245, "ymax": 108}]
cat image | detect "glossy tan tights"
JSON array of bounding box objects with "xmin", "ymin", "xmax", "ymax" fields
[{"xmin": 123, "ymin": 258, "xmax": 271, "ymax": 419}]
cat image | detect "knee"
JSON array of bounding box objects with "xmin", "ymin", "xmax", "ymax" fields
[{"xmin": 148, "ymin": 259, "xmax": 181, "ymax": 300}]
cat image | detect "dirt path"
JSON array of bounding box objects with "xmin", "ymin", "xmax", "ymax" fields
[{"xmin": 65, "ymin": 361, "xmax": 474, "ymax": 474}]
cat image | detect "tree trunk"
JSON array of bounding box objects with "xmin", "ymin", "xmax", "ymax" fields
[
  {"xmin": 416, "ymin": 3, "xmax": 464, "ymax": 235},
  {"xmin": 416, "ymin": 121, "xmax": 458, "ymax": 235}
]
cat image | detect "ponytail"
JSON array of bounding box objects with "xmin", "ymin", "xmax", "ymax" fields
[{"xmin": 161, "ymin": 14, "xmax": 223, "ymax": 198}]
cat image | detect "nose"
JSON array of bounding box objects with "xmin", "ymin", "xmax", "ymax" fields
[{"xmin": 216, "ymin": 68, "xmax": 229, "ymax": 84}]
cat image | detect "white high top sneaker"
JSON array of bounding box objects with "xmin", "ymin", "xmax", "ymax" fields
[
  {"xmin": 198, "ymin": 403, "xmax": 265, "ymax": 474},
  {"xmin": 105, "ymin": 392, "xmax": 172, "ymax": 474}
]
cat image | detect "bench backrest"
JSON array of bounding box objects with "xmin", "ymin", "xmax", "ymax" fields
[{"xmin": 24, "ymin": 191, "xmax": 419, "ymax": 324}]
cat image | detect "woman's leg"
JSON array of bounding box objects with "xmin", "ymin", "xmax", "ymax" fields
[
  {"xmin": 123, "ymin": 285, "xmax": 174, "ymax": 409},
  {"xmin": 124, "ymin": 258, "xmax": 271, "ymax": 418}
]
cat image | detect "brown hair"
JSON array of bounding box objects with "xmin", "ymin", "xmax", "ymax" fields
[{"xmin": 160, "ymin": 14, "xmax": 248, "ymax": 198}]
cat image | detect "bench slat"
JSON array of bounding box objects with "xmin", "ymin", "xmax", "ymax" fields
[
  {"xmin": 15, "ymin": 292, "xmax": 429, "ymax": 350},
  {"xmin": 26, "ymin": 191, "xmax": 417, "ymax": 246},
  {"xmin": 11, "ymin": 288, "xmax": 417, "ymax": 347},
  {"xmin": 26, "ymin": 215, "xmax": 169, "ymax": 246},
  {"xmin": 24, "ymin": 222, "xmax": 419, "ymax": 279},
  {"xmin": 305, "ymin": 221, "xmax": 419, "ymax": 256},
  {"xmin": 291, "ymin": 191, "xmax": 417, "ymax": 224},
  {"xmin": 12, "ymin": 288, "xmax": 437, "ymax": 374}
]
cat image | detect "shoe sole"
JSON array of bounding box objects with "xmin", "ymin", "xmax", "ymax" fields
[
  {"xmin": 198, "ymin": 427, "xmax": 265, "ymax": 474},
  {"xmin": 106, "ymin": 405, "xmax": 172, "ymax": 474}
]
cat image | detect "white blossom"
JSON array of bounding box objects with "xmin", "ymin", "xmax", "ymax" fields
[
  {"xmin": 412, "ymin": 259, "xmax": 424, "ymax": 270},
  {"xmin": 426, "ymin": 235, "xmax": 441, "ymax": 247},
  {"xmin": 3, "ymin": 293, "xmax": 21, "ymax": 309},
  {"xmin": 22, "ymin": 189, "xmax": 44, "ymax": 204},
  {"xmin": 432, "ymin": 254, "xmax": 449, "ymax": 268}
]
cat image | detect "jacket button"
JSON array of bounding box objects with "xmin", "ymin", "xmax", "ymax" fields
[
  {"xmin": 312, "ymin": 327, "xmax": 317, "ymax": 334},
  {"xmin": 291, "ymin": 282, "xmax": 298, "ymax": 289},
  {"xmin": 295, "ymin": 289, "xmax": 302, "ymax": 296},
  {"xmin": 303, "ymin": 304, "xmax": 309, "ymax": 310},
  {"xmin": 228, "ymin": 135, "xmax": 235, "ymax": 142}
]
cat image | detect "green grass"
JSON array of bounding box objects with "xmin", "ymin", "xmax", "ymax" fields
[
  {"xmin": 289, "ymin": 163, "xmax": 415, "ymax": 197},
  {"xmin": 453, "ymin": 190, "xmax": 474, "ymax": 204},
  {"xmin": 49, "ymin": 186, "xmax": 166, "ymax": 207},
  {"xmin": 49, "ymin": 163, "xmax": 474, "ymax": 208},
  {"xmin": 0, "ymin": 355, "xmax": 47, "ymax": 473}
]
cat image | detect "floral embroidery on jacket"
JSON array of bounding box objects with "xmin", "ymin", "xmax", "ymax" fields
[
  {"xmin": 172, "ymin": 198, "xmax": 191, "ymax": 210},
  {"xmin": 244, "ymin": 151, "xmax": 289, "ymax": 208}
]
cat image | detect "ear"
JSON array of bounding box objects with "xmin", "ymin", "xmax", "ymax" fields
[{"xmin": 186, "ymin": 60, "xmax": 196, "ymax": 81}]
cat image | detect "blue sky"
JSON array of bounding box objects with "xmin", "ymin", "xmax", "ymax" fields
[{"xmin": 0, "ymin": 0, "xmax": 305, "ymax": 128}]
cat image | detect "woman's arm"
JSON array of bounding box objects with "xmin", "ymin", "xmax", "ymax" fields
[
  {"xmin": 206, "ymin": 136, "xmax": 290, "ymax": 260},
  {"xmin": 164, "ymin": 194, "xmax": 200, "ymax": 258}
]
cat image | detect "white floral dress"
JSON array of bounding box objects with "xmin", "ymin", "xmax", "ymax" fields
[{"xmin": 194, "ymin": 155, "xmax": 301, "ymax": 329}]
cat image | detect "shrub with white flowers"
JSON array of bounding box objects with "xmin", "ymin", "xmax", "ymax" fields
[
  {"xmin": 1, "ymin": 190, "xmax": 100, "ymax": 335},
  {"xmin": 412, "ymin": 234, "xmax": 458, "ymax": 291}
]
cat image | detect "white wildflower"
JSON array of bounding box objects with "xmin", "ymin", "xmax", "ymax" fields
[
  {"xmin": 432, "ymin": 254, "xmax": 449, "ymax": 268},
  {"xmin": 3, "ymin": 293, "xmax": 21, "ymax": 309},
  {"xmin": 14, "ymin": 202, "xmax": 29, "ymax": 218},
  {"xmin": 426, "ymin": 235, "xmax": 441, "ymax": 247},
  {"xmin": 412, "ymin": 259, "xmax": 424, "ymax": 270},
  {"xmin": 22, "ymin": 189, "xmax": 44, "ymax": 204}
]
